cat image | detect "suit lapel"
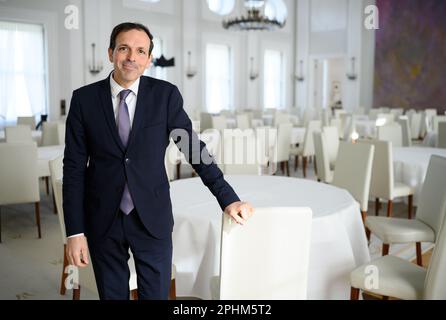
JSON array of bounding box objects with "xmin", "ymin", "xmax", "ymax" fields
[{"xmin": 99, "ymin": 77, "xmax": 125, "ymax": 153}]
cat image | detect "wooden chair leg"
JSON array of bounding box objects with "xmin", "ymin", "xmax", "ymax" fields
[
  {"xmin": 350, "ymin": 287, "xmax": 360, "ymax": 300},
  {"xmin": 280, "ymin": 161, "xmax": 285, "ymax": 173},
  {"xmin": 382, "ymin": 243, "xmax": 390, "ymax": 256},
  {"xmin": 52, "ymin": 192, "xmax": 58, "ymax": 214},
  {"xmin": 45, "ymin": 177, "xmax": 49, "ymax": 195},
  {"xmin": 169, "ymin": 279, "xmax": 176, "ymax": 300},
  {"xmin": 313, "ymin": 156, "xmax": 318, "ymax": 176},
  {"xmin": 72, "ymin": 286, "xmax": 80, "ymax": 300},
  {"xmin": 303, "ymin": 156, "xmax": 307, "ymax": 178},
  {"xmin": 295, "ymin": 155, "xmax": 299, "ymax": 171},
  {"xmin": 408, "ymin": 195, "xmax": 413, "ymax": 219},
  {"xmin": 35, "ymin": 202, "xmax": 41, "ymax": 239},
  {"xmin": 382, "ymin": 295, "xmax": 389, "ymax": 300},
  {"xmin": 60, "ymin": 244, "xmax": 68, "ymax": 295},
  {"xmin": 416, "ymin": 242, "xmax": 423, "ymax": 266},
  {"xmin": 366, "ymin": 227, "xmax": 371, "ymax": 242},
  {"xmin": 387, "ymin": 200, "xmax": 393, "ymax": 218},
  {"xmin": 361, "ymin": 211, "xmax": 367, "ymax": 224},
  {"xmin": 131, "ymin": 289, "xmax": 139, "ymax": 300},
  {"xmin": 176, "ymin": 163, "xmax": 181, "ymax": 180},
  {"xmin": 285, "ymin": 161, "xmax": 290, "ymax": 177},
  {"xmin": 375, "ymin": 198, "xmax": 380, "ymax": 216}
]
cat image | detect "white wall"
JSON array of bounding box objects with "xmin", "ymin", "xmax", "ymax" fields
[{"xmin": 0, "ymin": 0, "xmax": 375, "ymax": 119}]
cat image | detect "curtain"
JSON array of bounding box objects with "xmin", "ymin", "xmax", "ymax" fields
[{"xmin": 0, "ymin": 21, "xmax": 47, "ymax": 123}]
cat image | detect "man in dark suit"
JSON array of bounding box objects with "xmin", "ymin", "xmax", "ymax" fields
[{"xmin": 63, "ymin": 22, "xmax": 253, "ymax": 300}]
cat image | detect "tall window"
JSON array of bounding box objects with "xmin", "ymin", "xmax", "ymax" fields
[
  {"xmin": 0, "ymin": 21, "xmax": 47, "ymax": 123},
  {"xmin": 263, "ymin": 50, "xmax": 285, "ymax": 109},
  {"xmin": 145, "ymin": 37, "xmax": 166, "ymax": 80},
  {"xmin": 206, "ymin": 43, "xmax": 233, "ymax": 113}
]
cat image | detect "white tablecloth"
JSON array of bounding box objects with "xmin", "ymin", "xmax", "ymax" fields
[
  {"xmin": 393, "ymin": 147, "xmax": 446, "ymax": 205},
  {"xmin": 37, "ymin": 145, "xmax": 65, "ymax": 177},
  {"xmin": 171, "ymin": 175, "xmax": 370, "ymax": 300}
]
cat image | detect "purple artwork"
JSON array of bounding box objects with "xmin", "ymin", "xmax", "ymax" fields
[{"xmin": 374, "ymin": 0, "xmax": 446, "ymax": 113}]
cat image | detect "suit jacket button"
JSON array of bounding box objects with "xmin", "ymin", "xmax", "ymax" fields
[{"xmin": 125, "ymin": 158, "xmax": 130, "ymax": 164}]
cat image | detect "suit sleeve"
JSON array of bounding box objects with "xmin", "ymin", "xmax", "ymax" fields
[
  {"xmin": 166, "ymin": 85, "xmax": 240, "ymax": 211},
  {"xmin": 63, "ymin": 90, "xmax": 88, "ymax": 237}
]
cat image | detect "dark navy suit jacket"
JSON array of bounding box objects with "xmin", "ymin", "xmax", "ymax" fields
[{"xmin": 63, "ymin": 75, "xmax": 240, "ymax": 241}]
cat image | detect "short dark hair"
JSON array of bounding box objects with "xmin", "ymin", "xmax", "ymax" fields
[{"xmin": 109, "ymin": 22, "xmax": 154, "ymax": 55}]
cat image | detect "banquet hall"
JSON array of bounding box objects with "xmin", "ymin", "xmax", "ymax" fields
[{"xmin": 0, "ymin": 0, "xmax": 445, "ymax": 301}]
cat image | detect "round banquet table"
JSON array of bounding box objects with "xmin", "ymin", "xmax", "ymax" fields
[
  {"xmin": 393, "ymin": 147, "xmax": 446, "ymax": 205},
  {"xmin": 171, "ymin": 175, "xmax": 370, "ymax": 300}
]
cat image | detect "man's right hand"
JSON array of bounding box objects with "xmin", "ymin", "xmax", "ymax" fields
[{"xmin": 66, "ymin": 235, "xmax": 90, "ymax": 268}]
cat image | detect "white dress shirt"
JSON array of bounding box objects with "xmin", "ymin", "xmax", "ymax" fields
[{"xmin": 68, "ymin": 73, "xmax": 140, "ymax": 239}]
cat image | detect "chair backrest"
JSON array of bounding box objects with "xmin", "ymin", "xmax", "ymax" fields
[
  {"xmin": 438, "ymin": 122, "xmax": 446, "ymax": 149},
  {"xmin": 359, "ymin": 140, "xmax": 393, "ymax": 200},
  {"xmin": 42, "ymin": 122, "xmax": 64, "ymax": 146},
  {"xmin": 302, "ymin": 120, "xmax": 321, "ymax": 156},
  {"xmin": 377, "ymin": 113, "xmax": 395, "ymax": 126},
  {"xmin": 332, "ymin": 142, "xmax": 375, "ymax": 212},
  {"xmin": 0, "ymin": 143, "xmax": 39, "ymax": 206},
  {"xmin": 377, "ymin": 124, "xmax": 403, "ymax": 147},
  {"xmin": 330, "ymin": 118, "xmax": 343, "ymax": 138},
  {"xmin": 323, "ymin": 126, "xmax": 340, "ymax": 167},
  {"xmin": 433, "ymin": 116, "xmax": 446, "ymax": 134},
  {"xmin": 17, "ymin": 116, "xmax": 36, "ymax": 129},
  {"xmin": 236, "ymin": 114, "xmax": 251, "ymax": 130},
  {"xmin": 368, "ymin": 109, "xmax": 381, "ymax": 120},
  {"xmin": 49, "ymin": 156, "xmax": 67, "ymax": 244},
  {"xmin": 398, "ymin": 117, "xmax": 412, "ymax": 147},
  {"xmin": 424, "ymin": 198, "xmax": 446, "ymax": 300},
  {"xmin": 416, "ymin": 156, "xmax": 446, "ymax": 238},
  {"xmin": 410, "ymin": 113, "xmax": 422, "ymax": 139},
  {"xmin": 274, "ymin": 113, "xmax": 291, "ymax": 127},
  {"xmin": 390, "ymin": 108, "xmax": 404, "ymax": 119},
  {"xmin": 219, "ymin": 207, "xmax": 313, "ymax": 299},
  {"xmin": 212, "ymin": 116, "xmax": 227, "ymax": 131},
  {"xmin": 313, "ymin": 132, "xmax": 332, "ymax": 183},
  {"xmin": 200, "ymin": 112, "xmax": 213, "ymax": 132},
  {"xmin": 273, "ymin": 123, "xmax": 292, "ymax": 162},
  {"xmin": 223, "ymin": 129, "xmax": 259, "ymax": 175},
  {"xmin": 5, "ymin": 125, "xmax": 33, "ymax": 143}
]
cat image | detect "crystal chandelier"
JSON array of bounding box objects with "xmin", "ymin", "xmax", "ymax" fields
[{"xmin": 222, "ymin": 0, "xmax": 286, "ymax": 31}]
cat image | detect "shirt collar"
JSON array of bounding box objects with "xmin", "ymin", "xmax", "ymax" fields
[{"xmin": 110, "ymin": 72, "xmax": 140, "ymax": 99}]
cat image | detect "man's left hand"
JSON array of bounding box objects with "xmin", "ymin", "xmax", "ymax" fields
[{"xmin": 224, "ymin": 201, "xmax": 254, "ymax": 225}]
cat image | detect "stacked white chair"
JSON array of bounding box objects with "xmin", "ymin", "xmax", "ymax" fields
[
  {"xmin": 211, "ymin": 207, "xmax": 313, "ymax": 300},
  {"xmin": 0, "ymin": 143, "xmax": 41, "ymax": 242}
]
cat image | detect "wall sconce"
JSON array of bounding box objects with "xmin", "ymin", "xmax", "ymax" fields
[
  {"xmin": 295, "ymin": 60, "xmax": 304, "ymax": 82},
  {"xmin": 186, "ymin": 51, "xmax": 197, "ymax": 78},
  {"xmin": 249, "ymin": 57, "xmax": 259, "ymax": 81},
  {"xmin": 88, "ymin": 43, "xmax": 103, "ymax": 75},
  {"xmin": 346, "ymin": 57, "xmax": 357, "ymax": 80}
]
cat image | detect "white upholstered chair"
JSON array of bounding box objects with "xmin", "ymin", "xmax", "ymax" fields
[
  {"xmin": 5, "ymin": 125, "xmax": 33, "ymax": 143},
  {"xmin": 272, "ymin": 123, "xmax": 292, "ymax": 176},
  {"xmin": 351, "ymin": 193, "xmax": 446, "ymax": 300},
  {"xmin": 313, "ymin": 131, "xmax": 333, "ymax": 183},
  {"xmin": 211, "ymin": 115, "xmax": 227, "ymax": 131},
  {"xmin": 290, "ymin": 120, "xmax": 321, "ymax": 178},
  {"xmin": 0, "ymin": 143, "xmax": 41, "ymax": 242},
  {"xmin": 438, "ymin": 122, "xmax": 446, "ymax": 149},
  {"xmin": 42, "ymin": 121, "xmax": 65, "ymax": 146},
  {"xmin": 211, "ymin": 207, "xmax": 313, "ymax": 300},
  {"xmin": 365, "ymin": 155, "xmax": 446, "ymax": 266},
  {"xmin": 398, "ymin": 117, "xmax": 412, "ymax": 147},
  {"xmin": 377, "ymin": 124, "xmax": 403, "ymax": 147},
  {"xmin": 332, "ymin": 141, "xmax": 375, "ymax": 222},
  {"xmin": 360, "ymin": 140, "xmax": 414, "ymax": 219},
  {"xmin": 17, "ymin": 116, "xmax": 36, "ymax": 129},
  {"xmin": 410, "ymin": 113, "xmax": 422, "ymax": 140},
  {"xmin": 322, "ymin": 126, "xmax": 340, "ymax": 170}
]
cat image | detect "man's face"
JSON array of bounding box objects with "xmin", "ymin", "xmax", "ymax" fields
[{"xmin": 108, "ymin": 29, "xmax": 152, "ymax": 87}]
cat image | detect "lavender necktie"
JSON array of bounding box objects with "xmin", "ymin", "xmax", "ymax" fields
[{"xmin": 118, "ymin": 89, "xmax": 134, "ymax": 215}]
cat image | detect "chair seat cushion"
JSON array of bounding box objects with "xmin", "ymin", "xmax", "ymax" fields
[
  {"xmin": 365, "ymin": 216, "xmax": 435, "ymax": 243},
  {"xmin": 393, "ymin": 182, "xmax": 414, "ymax": 198},
  {"xmin": 350, "ymin": 255, "xmax": 426, "ymax": 300}
]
